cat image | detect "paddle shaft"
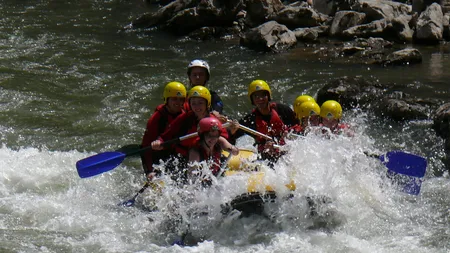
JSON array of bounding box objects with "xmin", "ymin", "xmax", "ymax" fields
[
  {"xmin": 237, "ymin": 124, "xmax": 282, "ymax": 149},
  {"xmin": 121, "ymin": 181, "xmax": 151, "ymax": 207},
  {"xmin": 216, "ymin": 152, "xmax": 233, "ymax": 178}
]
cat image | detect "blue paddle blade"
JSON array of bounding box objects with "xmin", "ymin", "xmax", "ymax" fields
[
  {"xmin": 380, "ymin": 151, "xmax": 427, "ymax": 178},
  {"xmin": 380, "ymin": 151, "xmax": 427, "ymax": 195},
  {"xmin": 76, "ymin": 151, "xmax": 126, "ymax": 178},
  {"xmin": 386, "ymin": 170, "xmax": 422, "ymax": 195}
]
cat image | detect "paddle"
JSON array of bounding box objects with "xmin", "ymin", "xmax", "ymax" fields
[
  {"xmin": 366, "ymin": 151, "xmax": 427, "ymax": 195},
  {"xmin": 236, "ymin": 124, "xmax": 282, "ymax": 149},
  {"xmin": 76, "ymin": 132, "xmax": 199, "ymax": 178},
  {"xmin": 120, "ymin": 181, "xmax": 151, "ymax": 207},
  {"xmin": 216, "ymin": 152, "xmax": 234, "ymax": 178}
]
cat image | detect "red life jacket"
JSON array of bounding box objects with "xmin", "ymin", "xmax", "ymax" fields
[
  {"xmin": 154, "ymin": 104, "xmax": 183, "ymax": 133},
  {"xmin": 253, "ymin": 103, "xmax": 286, "ymax": 152},
  {"xmin": 175, "ymin": 113, "xmax": 227, "ymax": 157},
  {"xmin": 287, "ymin": 124, "xmax": 304, "ymax": 135},
  {"xmin": 319, "ymin": 122, "xmax": 352, "ymax": 137},
  {"xmin": 183, "ymin": 101, "xmax": 190, "ymax": 112},
  {"xmin": 192, "ymin": 140, "xmax": 222, "ymax": 176},
  {"xmin": 335, "ymin": 123, "xmax": 352, "ymax": 135}
]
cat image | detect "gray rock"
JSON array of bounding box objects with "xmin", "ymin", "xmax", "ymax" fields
[
  {"xmin": 385, "ymin": 48, "xmax": 422, "ymax": 65},
  {"xmin": 416, "ymin": 3, "xmax": 444, "ymax": 42},
  {"xmin": 330, "ymin": 11, "xmax": 366, "ymax": 37},
  {"xmin": 240, "ymin": 21, "xmax": 297, "ymax": 52}
]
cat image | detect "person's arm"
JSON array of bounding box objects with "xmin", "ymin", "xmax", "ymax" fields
[
  {"xmin": 141, "ymin": 111, "xmax": 162, "ymax": 174},
  {"xmin": 151, "ymin": 112, "xmax": 188, "ymax": 150},
  {"xmin": 218, "ymin": 136, "xmax": 239, "ymax": 155},
  {"xmin": 227, "ymin": 113, "xmax": 254, "ymax": 144}
]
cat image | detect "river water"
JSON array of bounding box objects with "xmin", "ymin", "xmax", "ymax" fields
[{"xmin": 1, "ymin": 1, "xmax": 449, "ymax": 252}]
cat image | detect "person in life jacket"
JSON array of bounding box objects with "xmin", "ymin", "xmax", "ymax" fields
[
  {"xmin": 228, "ymin": 80, "xmax": 299, "ymax": 165},
  {"xmin": 141, "ymin": 81, "xmax": 187, "ymax": 180},
  {"xmin": 319, "ymin": 100, "xmax": 354, "ymax": 137},
  {"xmin": 188, "ymin": 117, "xmax": 239, "ymax": 184},
  {"xmin": 291, "ymin": 100, "xmax": 321, "ymax": 136},
  {"xmin": 186, "ymin": 59, "xmax": 224, "ymax": 116},
  {"xmin": 151, "ymin": 86, "xmax": 229, "ymax": 180}
]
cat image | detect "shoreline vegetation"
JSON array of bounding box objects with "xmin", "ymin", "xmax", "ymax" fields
[{"xmin": 125, "ymin": 0, "xmax": 450, "ymax": 172}]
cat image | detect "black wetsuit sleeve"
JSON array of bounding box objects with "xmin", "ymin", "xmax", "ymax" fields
[
  {"xmin": 275, "ymin": 102, "xmax": 299, "ymax": 127},
  {"xmin": 211, "ymin": 91, "xmax": 224, "ymax": 114},
  {"xmin": 228, "ymin": 113, "xmax": 255, "ymax": 145}
]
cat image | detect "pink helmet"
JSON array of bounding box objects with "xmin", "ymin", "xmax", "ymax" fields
[{"xmin": 197, "ymin": 117, "xmax": 222, "ymax": 135}]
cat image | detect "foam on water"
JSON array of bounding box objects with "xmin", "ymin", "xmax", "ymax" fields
[{"xmin": 0, "ymin": 125, "xmax": 449, "ymax": 252}]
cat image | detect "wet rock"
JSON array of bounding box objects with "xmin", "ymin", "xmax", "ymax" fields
[
  {"xmin": 444, "ymin": 13, "xmax": 450, "ymax": 39},
  {"xmin": 342, "ymin": 19, "xmax": 389, "ymax": 38},
  {"xmin": 381, "ymin": 98, "xmax": 429, "ymax": 120},
  {"xmin": 245, "ymin": 0, "xmax": 285, "ymax": 28},
  {"xmin": 129, "ymin": 0, "xmax": 245, "ymax": 35},
  {"xmin": 316, "ymin": 76, "xmax": 387, "ymax": 109},
  {"xmin": 274, "ymin": 5, "xmax": 330, "ymax": 29},
  {"xmin": 432, "ymin": 103, "xmax": 450, "ymax": 171},
  {"xmin": 130, "ymin": 0, "xmax": 195, "ymax": 29},
  {"xmin": 338, "ymin": 37, "xmax": 394, "ymax": 64},
  {"xmin": 188, "ymin": 26, "xmax": 230, "ymax": 40},
  {"xmin": 384, "ymin": 48, "xmax": 422, "ymax": 65},
  {"xmin": 128, "ymin": 0, "xmax": 450, "ymax": 54},
  {"xmin": 330, "ymin": 11, "xmax": 366, "ymax": 37},
  {"xmin": 240, "ymin": 21, "xmax": 297, "ymax": 52},
  {"xmin": 388, "ymin": 15, "xmax": 415, "ymax": 42},
  {"xmin": 293, "ymin": 27, "xmax": 320, "ymax": 42},
  {"xmin": 315, "ymin": 76, "xmax": 438, "ymax": 122},
  {"xmin": 433, "ymin": 102, "xmax": 450, "ymax": 138},
  {"xmin": 352, "ymin": 0, "xmax": 412, "ymax": 22},
  {"xmin": 415, "ymin": 3, "xmax": 444, "ymax": 43},
  {"xmin": 341, "ymin": 46, "xmax": 365, "ymax": 55}
]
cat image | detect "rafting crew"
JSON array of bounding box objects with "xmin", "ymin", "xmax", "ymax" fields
[
  {"xmin": 151, "ymin": 86, "xmax": 228, "ymax": 182},
  {"xmin": 140, "ymin": 81, "xmax": 187, "ymax": 181},
  {"xmin": 228, "ymin": 80, "xmax": 298, "ymax": 166}
]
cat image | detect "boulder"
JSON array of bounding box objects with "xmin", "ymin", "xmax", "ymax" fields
[
  {"xmin": 240, "ymin": 21, "xmax": 297, "ymax": 52},
  {"xmin": 415, "ymin": 3, "xmax": 444, "ymax": 43},
  {"xmin": 433, "ymin": 103, "xmax": 450, "ymax": 138},
  {"xmin": 384, "ymin": 48, "xmax": 422, "ymax": 65},
  {"xmin": 330, "ymin": 11, "xmax": 366, "ymax": 37}
]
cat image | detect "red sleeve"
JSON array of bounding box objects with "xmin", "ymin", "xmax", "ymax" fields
[
  {"xmin": 141, "ymin": 110, "xmax": 162, "ymax": 173},
  {"xmin": 141, "ymin": 111, "xmax": 162, "ymax": 147},
  {"xmin": 159, "ymin": 112, "xmax": 190, "ymax": 143}
]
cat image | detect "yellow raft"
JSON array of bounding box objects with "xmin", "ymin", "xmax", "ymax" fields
[{"xmin": 222, "ymin": 149, "xmax": 296, "ymax": 192}]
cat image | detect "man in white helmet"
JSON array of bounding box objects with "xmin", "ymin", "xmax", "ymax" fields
[{"xmin": 187, "ymin": 59, "xmax": 224, "ymax": 114}]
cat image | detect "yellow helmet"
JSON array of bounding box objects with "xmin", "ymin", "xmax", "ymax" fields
[
  {"xmin": 320, "ymin": 100, "xmax": 342, "ymax": 120},
  {"xmin": 294, "ymin": 95, "xmax": 315, "ymax": 107},
  {"xmin": 248, "ymin": 80, "xmax": 272, "ymax": 104},
  {"xmin": 188, "ymin": 86, "xmax": 211, "ymax": 107},
  {"xmin": 296, "ymin": 101, "xmax": 320, "ymax": 119},
  {"xmin": 163, "ymin": 81, "xmax": 187, "ymax": 103}
]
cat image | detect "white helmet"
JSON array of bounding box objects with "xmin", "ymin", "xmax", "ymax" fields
[{"xmin": 187, "ymin": 59, "xmax": 210, "ymax": 80}]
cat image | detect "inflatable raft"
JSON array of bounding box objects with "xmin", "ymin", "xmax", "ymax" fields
[{"xmin": 221, "ymin": 149, "xmax": 296, "ymax": 216}]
